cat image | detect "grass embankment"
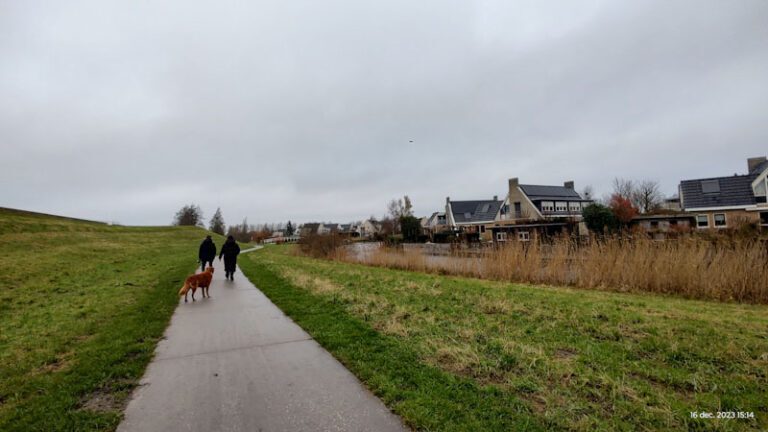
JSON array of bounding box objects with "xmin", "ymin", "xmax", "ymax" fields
[
  {"xmin": 0, "ymin": 208, "xmax": 211, "ymax": 431},
  {"xmin": 240, "ymin": 246, "xmax": 768, "ymax": 431}
]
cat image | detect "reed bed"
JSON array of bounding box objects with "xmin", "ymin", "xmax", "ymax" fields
[{"xmin": 337, "ymin": 237, "xmax": 768, "ymax": 304}]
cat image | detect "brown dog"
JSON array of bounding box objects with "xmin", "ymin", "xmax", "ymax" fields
[{"xmin": 179, "ymin": 266, "xmax": 214, "ymax": 302}]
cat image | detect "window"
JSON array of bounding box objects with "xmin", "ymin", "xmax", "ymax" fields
[
  {"xmin": 517, "ymin": 231, "xmax": 530, "ymax": 242},
  {"xmin": 464, "ymin": 212, "xmax": 472, "ymax": 219},
  {"xmin": 513, "ymin": 202, "xmax": 522, "ymax": 218},
  {"xmin": 480, "ymin": 204, "xmax": 490, "ymax": 213},
  {"xmin": 696, "ymin": 215, "xmax": 709, "ymax": 228},
  {"xmin": 556, "ymin": 202, "xmax": 567, "ymax": 212},
  {"xmin": 701, "ymin": 180, "xmax": 720, "ymax": 194},
  {"xmin": 714, "ymin": 213, "xmax": 726, "ymax": 227},
  {"xmin": 568, "ymin": 202, "xmax": 580, "ymax": 212},
  {"xmin": 496, "ymin": 232, "xmax": 507, "ymax": 242},
  {"xmin": 541, "ymin": 201, "xmax": 554, "ymax": 212},
  {"xmin": 761, "ymin": 212, "xmax": 768, "ymax": 227},
  {"xmin": 480, "ymin": 225, "xmax": 486, "ymax": 233}
]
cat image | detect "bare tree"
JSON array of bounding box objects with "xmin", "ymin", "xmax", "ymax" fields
[
  {"xmin": 633, "ymin": 180, "xmax": 663, "ymax": 214},
  {"xmin": 387, "ymin": 195, "xmax": 414, "ymax": 233},
  {"xmin": 580, "ymin": 185, "xmax": 594, "ymax": 200},
  {"xmin": 403, "ymin": 195, "xmax": 413, "ymax": 217},
  {"xmin": 611, "ymin": 178, "xmax": 635, "ymax": 200}
]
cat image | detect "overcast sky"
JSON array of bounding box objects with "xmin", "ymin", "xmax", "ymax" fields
[{"xmin": 1, "ymin": 0, "xmax": 767, "ymax": 226}]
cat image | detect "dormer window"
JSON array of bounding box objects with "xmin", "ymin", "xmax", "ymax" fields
[{"xmin": 701, "ymin": 180, "xmax": 720, "ymax": 194}]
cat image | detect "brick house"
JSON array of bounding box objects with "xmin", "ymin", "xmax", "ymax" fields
[{"xmin": 679, "ymin": 156, "xmax": 768, "ymax": 230}]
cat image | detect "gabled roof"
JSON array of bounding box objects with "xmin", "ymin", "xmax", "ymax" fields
[
  {"xmin": 518, "ymin": 184, "xmax": 584, "ymax": 201},
  {"xmin": 680, "ymin": 174, "xmax": 758, "ymax": 209},
  {"xmin": 750, "ymin": 160, "xmax": 768, "ymax": 176},
  {"xmin": 449, "ymin": 200, "xmax": 502, "ymax": 224}
]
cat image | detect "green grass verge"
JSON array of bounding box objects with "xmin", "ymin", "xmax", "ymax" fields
[
  {"xmin": 239, "ymin": 246, "xmax": 768, "ymax": 431},
  {"xmin": 0, "ymin": 208, "xmax": 217, "ymax": 431}
]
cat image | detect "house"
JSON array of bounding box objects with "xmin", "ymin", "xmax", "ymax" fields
[
  {"xmin": 318, "ymin": 223, "xmax": 340, "ymax": 235},
  {"xmin": 300, "ymin": 223, "xmax": 320, "ymax": 236},
  {"xmin": 490, "ymin": 178, "xmax": 592, "ymax": 242},
  {"xmin": 629, "ymin": 214, "xmax": 695, "ymax": 239},
  {"xmin": 679, "ymin": 156, "xmax": 768, "ymax": 230},
  {"xmin": 358, "ymin": 219, "xmax": 381, "ymax": 239},
  {"xmin": 659, "ymin": 196, "xmax": 682, "ymax": 212},
  {"xmin": 445, "ymin": 197, "xmax": 503, "ymax": 242},
  {"xmin": 420, "ymin": 212, "xmax": 448, "ymax": 241}
]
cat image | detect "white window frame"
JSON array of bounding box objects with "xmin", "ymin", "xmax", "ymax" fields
[
  {"xmin": 568, "ymin": 202, "xmax": 580, "ymax": 212},
  {"xmin": 696, "ymin": 214, "xmax": 709, "ymax": 229},
  {"xmin": 541, "ymin": 201, "xmax": 554, "ymax": 212},
  {"xmin": 555, "ymin": 202, "xmax": 567, "ymax": 212},
  {"xmin": 517, "ymin": 231, "xmax": 530, "ymax": 242},
  {"xmin": 713, "ymin": 213, "xmax": 726, "ymax": 228},
  {"xmin": 496, "ymin": 232, "xmax": 507, "ymax": 242}
]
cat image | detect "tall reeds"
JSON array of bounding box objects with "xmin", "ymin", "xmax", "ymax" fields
[{"xmin": 336, "ymin": 237, "xmax": 768, "ymax": 303}]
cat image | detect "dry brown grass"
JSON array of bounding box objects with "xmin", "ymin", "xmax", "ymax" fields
[{"xmin": 338, "ymin": 237, "xmax": 768, "ymax": 303}]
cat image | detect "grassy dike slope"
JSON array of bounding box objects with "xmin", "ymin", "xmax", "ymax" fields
[
  {"xmin": 239, "ymin": 246, "xmax": 768, "ymax": 431},
  {"xmin": 0, "ymin": 208, "xmax": 210, "ymax": 431}
]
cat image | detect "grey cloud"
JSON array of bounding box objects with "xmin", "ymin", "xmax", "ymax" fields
[{"xmin": 1, "ymin": 0, "xmax": 767, "ymax": 224}]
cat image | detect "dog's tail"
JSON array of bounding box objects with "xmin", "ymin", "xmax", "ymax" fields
[{"xmin": 179, "ymin": 282, "xmax": 190, "ymax": 296}]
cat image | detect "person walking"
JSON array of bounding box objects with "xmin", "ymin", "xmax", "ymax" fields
[
  {"xmin": 219, "ymin": 235, "xmax": 241, "ymax": 281},
  {"xmin": 198, "ymin": 235, "xmax": 217, "ymax": 272}
]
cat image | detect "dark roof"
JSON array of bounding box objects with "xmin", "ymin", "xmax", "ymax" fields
[
  {"xmin": 301, "ymin": 223, "xmax": 320, "ymax": 234},
  {"xmin": 449, "ymin": 200, "xmax": 502, "ymax": 223},
  {"xmin": 518, "ymin": 184, "xmax": 585, "ymax": 201},
  {"xmin": 750, "ymin": 160, "xmax": 768, "ymax": 175},
  {"xmin": 680, "ymin": 171, "xmax": 762, "ymax": 209},
  {"xmin": 631, "ymin": 214, "xmax": 695, "ymax": 221}
]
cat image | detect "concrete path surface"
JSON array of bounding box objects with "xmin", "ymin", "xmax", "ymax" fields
[{"xmin": 118, "ymin": 253, "xmax": 406, "ymax": 432}]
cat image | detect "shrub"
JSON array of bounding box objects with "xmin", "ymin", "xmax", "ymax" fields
[
  {"xmin": 298, "ymin": 233, "xmax": 345, "ymax": 259},
  {"xmin": 582, "ymin": 203, "xmax": 618, "ymax": 234}
]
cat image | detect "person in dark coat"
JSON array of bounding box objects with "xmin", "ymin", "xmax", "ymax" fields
[
  {"xmin": 198, "ymin": 235, "xmax": 217, "ymax": 272},
  {"xmin": 219, "ymin": 235, "xmax": 241, "ymax": 280}
]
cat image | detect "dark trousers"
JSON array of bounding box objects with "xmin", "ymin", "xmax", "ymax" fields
[
  {"xmin": 201, "ymin": 259, "xmax": 213, "ymax": 272},
  {"xmin": 224, "ymin": 258, "xmax": 237, "ymax": 278}
]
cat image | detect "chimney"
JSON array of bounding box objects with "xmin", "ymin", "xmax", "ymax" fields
[
  {"xmin": 493, "ymin": 195, "xmax": 498, "ymax": 201},
  {"xmin": 748, "ymin": 156, "xmax": 767, "ymax": 173},
  {"xmin": 508, "ymin": 178, "xmax": 519, "ymax": 194},
  {"xmin": 564, "ymin": 180, "xmax": 575, "ymax": 190},
  {"xmin": 446, "ymin": 196, "xmax": 450, "ymax": 204}
]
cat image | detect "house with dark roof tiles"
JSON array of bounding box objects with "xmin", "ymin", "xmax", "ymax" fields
[
  {"xmin": 500, "ymin": 178, "xmax": 592, "ymax": 222},
  {"xmin": 679, "ymin": 156, "xmax": 768, "ymax": 229},
  {"xmin": 445, "ymin": 197, "xmax": 503, "ymax": 241}
]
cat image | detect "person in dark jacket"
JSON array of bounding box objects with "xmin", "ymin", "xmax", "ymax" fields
[
  {"xmin": 198, "ymin": 235, "xmax": 217, "ymax": 272},
  {"xmin": 219, "ymin": 235, "xmax": 241, "ymax": 280}
]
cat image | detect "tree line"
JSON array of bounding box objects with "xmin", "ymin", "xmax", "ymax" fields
[{"xmin": 172, "ymin": 205, "xmax": 294, "ymax": 242}]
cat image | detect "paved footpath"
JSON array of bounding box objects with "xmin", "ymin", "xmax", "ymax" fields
[{"xmin": 118, "ymin": 251, "xmax": 406, "ymax": 432}]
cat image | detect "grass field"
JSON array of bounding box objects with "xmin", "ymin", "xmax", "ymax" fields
[
  {"xmin": 0, "ymin": 208, "xmax": 214, "ymax": 431},
  {"xmin": 239, "ymin": 246, "xmax": 768, "ymax": 431}
]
